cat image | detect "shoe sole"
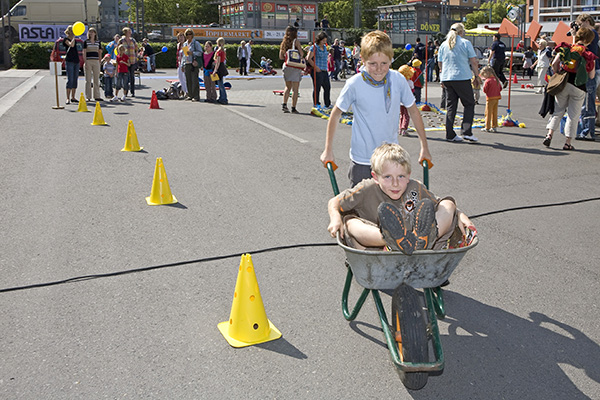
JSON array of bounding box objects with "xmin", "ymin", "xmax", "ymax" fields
[
  {"xmin": 413, "ymin": 199, "xmax": 437, "ymax": 251},
  {"xmin": 378, "ymin": 203, "xmax": 417, "ymax": 255}
]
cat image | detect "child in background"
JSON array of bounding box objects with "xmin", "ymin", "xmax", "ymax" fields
[
  {"xmin": 398, "ymin": 65, "xmax": 415, "ymax": 137},
  {"xmin": 114, "ymin": 44, "xmax": 130, "ymax": 102},
  {"xmin": 480, "ymin": 66, "xmax": 502, "ymax": 132},
  {"xmin": 101, "ymin": 54, "xmax": 116, "ymax": 101},
  {"xmin": 410, "ymin": 59, "xmax": 423, "ymax": 103},
  {"xmin": 327, "ymin": 47, "xmax": 335, "ymax": 80},
  {"xmin": 472, "ymin": 75, "xmax": 481, "ymax": 104},
  {"xmin": 326, "ymin": 143, "xmax": 476, "ymax": 254}
]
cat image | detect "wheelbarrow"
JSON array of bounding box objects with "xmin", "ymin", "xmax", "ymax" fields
[{"xmin": 326, "ymin": 160, "xmax": 478, "ymax": 390}]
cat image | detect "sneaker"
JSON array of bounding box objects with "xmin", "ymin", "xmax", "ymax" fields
[
  {"xmin": 282, "ymin": 104, "xmax": 290, "ymax": 113},
  {"xmin": 463, "ymin": 134, "xmax": 479, "ymax": 142},
  {"xmin": 120, "ymin": 95, "xmax": 125, "ymax": 102},
  {"xmin": 481, "ymin": 128, "xmax": 489, "ymax": 132},
  {"xmin": 447, "ymin": 135, "xmax": 464, "ymax": 142},
  {"xmin": 378, "ymin": 203, "xmax": 417, "ymax": 255},
  {"xmin": 489, "ymin": 128, "xmax": 497, "ymax": 133},
  {"xmin": 71, "ymin": 98, "xmax": 78, "ymax": 103},
  {"xmin": 412, "ymin": 199, "xmax": 437, "ymax": 251}
]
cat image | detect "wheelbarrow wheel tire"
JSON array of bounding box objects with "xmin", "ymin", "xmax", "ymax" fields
[{"xmin": 391, "ymin": 284, "xmax": 429, "ymax": 390}]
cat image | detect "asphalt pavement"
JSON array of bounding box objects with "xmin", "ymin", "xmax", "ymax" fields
[{"xmin": 1, "ymin": 68, "xmax": 599, "ymax": 399}]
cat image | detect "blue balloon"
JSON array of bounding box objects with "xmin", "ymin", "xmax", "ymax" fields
[
  {"xmin": 405, "ymin": 43, "xmax": 412, "ymax": 50},
  {"xmin": 161, "ymin": 46, "xmax": 168, "ymax": 53}
]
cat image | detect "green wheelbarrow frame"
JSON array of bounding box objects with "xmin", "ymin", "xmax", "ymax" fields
[{"xmin": 326, "ymin": 161, "xmax": 477, "ymax": 374}]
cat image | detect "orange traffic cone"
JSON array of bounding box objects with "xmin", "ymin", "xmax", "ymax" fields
[
  {"xmin": 513, "ymin": 74, "xmax": 518, "ymax": 84},
  {"xmin": 149, "ymin": 90, "xmax": 160, "ymax": 109},
  {"xmin": 145, "ymin": 157, "xmax": 177, "ymax": 205},
  {"xmin": 521, "ymin": 84, "xmax": 525, "ymax": 88},
  {"xmin": 91, "ymin": 102, "xmax": 108, "ymax": 125},
  {"xmin": 218, "ymin": 254, "xmax": 282, "ymax": 348},
  {"xmin": 121, "ymin": 120, "xmax": 143, "ymax": 152}
]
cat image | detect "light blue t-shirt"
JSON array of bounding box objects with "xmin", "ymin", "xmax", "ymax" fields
[
  {"xmin": 438, "ymin": 36, "xmax": 477, "ymax": 82},
  {"xmin": 336, "ymin": 70, "xmax": 415, "ymax": 165}
]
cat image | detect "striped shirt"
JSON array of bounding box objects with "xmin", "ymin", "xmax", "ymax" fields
[{"xmin": 84, "ymin": 40, "xmax": 101, "ymax": 60}]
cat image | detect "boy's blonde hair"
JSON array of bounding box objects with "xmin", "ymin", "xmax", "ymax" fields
[
  {"xmin": 370, "ymin": 143, "xmax": 412, "ymax": 175},
  {"xmin": 361, "ymin": 31, "xmax": 394, "ymax": 62}
]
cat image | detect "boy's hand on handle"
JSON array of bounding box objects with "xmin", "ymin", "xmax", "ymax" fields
[
  {"xmin": 417, "ymin": 148, "xmax": 433, "ymax": 168},
  {"xmin": 320, "ymin": 149, "xmax": 335, "ymax": 167}
]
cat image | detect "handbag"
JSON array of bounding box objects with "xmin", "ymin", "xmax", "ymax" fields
[
  {"xmin": 285, "ymin": 39, "xmax": 306, "ymax": 69},
  {"xmin": 210, "ymin": 73, "xmax": 220, "ymax": 81},
  {"xmin": 546, "ymin": 70, "xmax": 567, "ymax": 96},
  {"xmin": 217, "ymin": 62, "xmax": 228, "ymax": 79}
]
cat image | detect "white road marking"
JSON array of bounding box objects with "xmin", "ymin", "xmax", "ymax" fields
[
  {"xmin": 0, "ymin": 73, "xmax": 44, "ymax": 119},
  {"xmin": 226, "ymin": 106, "xmax": 308, "ymax": 144}
]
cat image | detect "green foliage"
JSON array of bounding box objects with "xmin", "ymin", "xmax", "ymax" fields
[
  {"xmin": 320, "ymin": 0, "xmax": 396, "ymax": 29},
  {"xmin": 129, "ymin": 0, "xmax": 219, "ymax": 25},
  {"xmin": 391, "ymin": 49, "xmax": 413, "ymax": 70},
  {"xmin": 464, "ymin": 0, "xmax": 525, "ymax": 29},
  {"xmin": 343, "ymin": 28, "xmax": 371, "ymax": 45},
  {"xmin": 10, "ymin": 42, "xmax": 54, "ymax": 69}
]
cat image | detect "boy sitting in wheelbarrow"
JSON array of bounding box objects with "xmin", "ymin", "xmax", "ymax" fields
[{"xmin": 327, "ymin": 143, "xmax": 476, "ymax": 254}]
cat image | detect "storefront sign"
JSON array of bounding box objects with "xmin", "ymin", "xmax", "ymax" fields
[
  {"xmin": 263, "ymin": 30, "xmax": 308, "ymax": 40},
  {"xmin": 19, "ymin": 24, "xmax": 81, "ymax": 42},
  {"xmin": 172, "ymin": 27, "xmax": 263, "ymax": 39},
  {"xmin": 262, "ymin": 2, "xmax": 275, "ymax": 13},
  {"xmin": 302, "ymin": 4, "xmax": 316, "ymax": 14},
  {"xmin": 276, "ymin": 4, "xmax": 288, "ymax": 12},
  {"xmin": 420, "ymin": 23, "xmax": 440, "ymax": 32}
]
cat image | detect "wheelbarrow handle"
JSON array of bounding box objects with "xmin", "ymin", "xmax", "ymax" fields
[
  {"xmin": 421, "ymin": 159, "xmax": 433, "ymax": 190},
  {"xmin": 325, "ymin": 161, "xmax": 340, "ymax": 196}
]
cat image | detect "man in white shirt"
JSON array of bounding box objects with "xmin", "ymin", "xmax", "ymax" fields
[{"xmin": 245, "ymin": 40, "xmax": 252, "ymax": 74}]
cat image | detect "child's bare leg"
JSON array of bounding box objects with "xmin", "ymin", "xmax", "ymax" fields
[
  {"xmin": 346, "ymin": 218, "xmax": 386, "ymax": 248},
  {"xmin": 435, "ymin": 199, "xmax": 457, "ymax": 238}
]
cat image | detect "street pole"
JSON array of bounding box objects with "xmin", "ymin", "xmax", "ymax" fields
[{"xmin": 354, "ymin": 0, "xmax": 360, "ymax": 28}]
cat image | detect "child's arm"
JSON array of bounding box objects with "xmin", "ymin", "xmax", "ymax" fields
[
  {"xmin": 406, "ymin": 104, "xmax": 432, "ymax": 165},
  {"xmin": 320, "ymin": 106, "xmax": 344, "ymax": 165},
  {"xmin": 327, "ymin": 195, "xmax": 344, "ymax": 238},
  {"xmin": 456, "ymin": 209, "xmax": 475, "ymax": 235}
]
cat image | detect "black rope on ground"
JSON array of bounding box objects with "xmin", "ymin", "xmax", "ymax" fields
[
  {"xmin": 2, "ymin": 196, "xmax": 599, "ymax": 293},
  {"xmin": 0, "ymin": 243, "xmax": 337, "ymax": 294},
  {"xmin": 469, "ymin": 196, "xmax": 600, "ymax": 219}
]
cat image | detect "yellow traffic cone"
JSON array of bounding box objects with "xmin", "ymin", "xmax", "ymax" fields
[
  {"xmin": 218, "ymin": 254, "xmax": 282, "ymax": 348},
  {"xmin": 91, "ymin": 102, "xmax": 108, "ymax": 126},
  {"xmin": 77, "ymin": 93, "xmax": 89, "ymax": 112},
  {"xmin": 145, "ymin": 157, "xmax": 177, "ymax": 205},
  {"xmin": 121, "ymin": 120, "xmax": 143, "ymax": 152}
]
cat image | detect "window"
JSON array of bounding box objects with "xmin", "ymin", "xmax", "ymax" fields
[{"xmin": 11, "ymin": 5, "xmax": 26, "ymax": 16}]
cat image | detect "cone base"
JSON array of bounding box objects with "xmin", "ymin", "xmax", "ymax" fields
[
  {"xmin": 217, "ymin": 319, "xmax": 282, "ymax": 348},
  {"xmin": 145, "ymin": 195, "xmax": 177, "ymax": 205},
  {"xmin": 121, "ymin": 146, "xmax": 144, "ymax": 152},
  {"xmin": 91, "ymin": 122, "xmax": 108, "ymax": 125}
]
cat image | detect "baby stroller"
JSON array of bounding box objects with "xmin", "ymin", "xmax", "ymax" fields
[{"xmin": 259, "ymin": 57, "xmax": 277, "ymax": 75}]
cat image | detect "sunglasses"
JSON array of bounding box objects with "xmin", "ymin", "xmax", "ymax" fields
[{"xmin": 186, "ymin": 33, "xmax": 193, "ymax": 36}]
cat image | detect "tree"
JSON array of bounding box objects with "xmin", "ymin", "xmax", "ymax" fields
[
  {"xmin": 320, "ymin": 0, "xmax": 395, "ymax": 29},
  {"xmin": 464, "ymin": 0, "xmax": 525, "ymax": 29},
  {"xmin": 128, "ymin": 0, "xmax": 219, "ymax": 25}
]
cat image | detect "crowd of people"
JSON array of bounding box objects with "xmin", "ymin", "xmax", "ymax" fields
[{"xmin": 59, "ymin": 15, "xmax": 600, "ymax": 149}]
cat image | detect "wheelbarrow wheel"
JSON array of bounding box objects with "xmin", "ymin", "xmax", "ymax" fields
[{"xmin": 391, "ymin": 284, "xmax": 429, "ymax": 390}]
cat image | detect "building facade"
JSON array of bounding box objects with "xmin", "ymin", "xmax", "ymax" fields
[{"xmin": 220, "ymin": 0, "xmax": 318, "ymax": 29}]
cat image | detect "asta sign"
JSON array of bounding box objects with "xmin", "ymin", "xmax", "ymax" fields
[{"xmin": 19, "ymin": 24, "xmax": 79, "ymax": 42}]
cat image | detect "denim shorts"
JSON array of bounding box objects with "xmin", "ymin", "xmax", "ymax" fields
[{"xmin": 66, "ymin": 61, "xmax": 79, "ymax": 89}]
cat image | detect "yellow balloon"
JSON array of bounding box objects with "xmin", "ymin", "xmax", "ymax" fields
[{"xmin": 73, "ymin": 21, "xmax": 85, "ymax": 36}]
